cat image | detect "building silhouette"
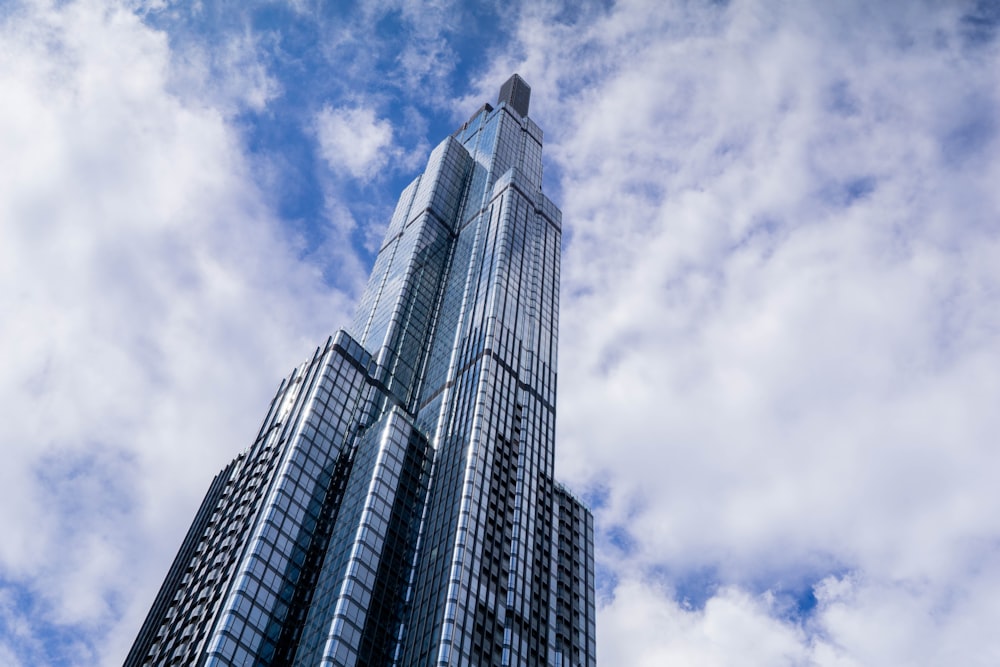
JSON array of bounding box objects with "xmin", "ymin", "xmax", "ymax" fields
[{"xmin": 126, "ymin": 74, "xmax": 596, "ymax": 667}]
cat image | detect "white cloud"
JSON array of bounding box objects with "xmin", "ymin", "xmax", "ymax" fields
[
  {"xmin": 599, "ymin": 578, "xmax": 811, "ymax": 666},
  {"xmin": 320, "ymin": 0, "xmax": 460, "ymax": 95},
  {"xmin": 0, "ymin": 1, "xmax": 357, "ymax": 663},
  {"xmin": 6, "ymin": 0, "xmax": 1000, "ymax": 664},
  {"xmin": 167, "ymin": 28, "xmax": 281, "ymax": 114},
  {"xmin": 314, "ymin": 104, "xmax": 395, "ymax": 181},
  {"xmin": 600, "ymin": 568, "xmax": 1000, "ymax": 666},
  {"xmin": 810, "ymin": 570, "xmax": 1000, "ymax": 666},
  {"xmin": 475, "ymin": 0, "xmax": 1000, "ymax": 663}
]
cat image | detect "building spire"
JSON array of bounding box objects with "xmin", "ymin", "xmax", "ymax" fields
[{"xmin": 498, "ymin": 73, "xmax": 531, "ymax": 117}]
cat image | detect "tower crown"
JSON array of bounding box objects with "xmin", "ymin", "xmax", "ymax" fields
[{"xmin": 498, "ymin": 73, "xmax": 531, "ymax": 117}]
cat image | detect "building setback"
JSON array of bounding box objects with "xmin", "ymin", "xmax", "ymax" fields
[{"xmin": 126, "ymin": 74, "xmax": 596, "ymax": 667}]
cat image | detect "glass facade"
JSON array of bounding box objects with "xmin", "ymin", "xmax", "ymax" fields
[{"xmin": 126, "ymin": 75, "xmax": 596, "ymax": 667}]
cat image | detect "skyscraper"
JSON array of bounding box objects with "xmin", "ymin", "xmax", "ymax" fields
[{"xmin": 126, "ymin": 74, "xmax": 596, "ymax": 667}]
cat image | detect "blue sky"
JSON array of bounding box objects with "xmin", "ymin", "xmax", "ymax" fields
[{"xmin": 3, "ymin": 0, "xmax": 1000, "ymax": 665}]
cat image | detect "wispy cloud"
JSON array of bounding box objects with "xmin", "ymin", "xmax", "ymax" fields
[
  {"xmin": 0, "ymin": 1, "xmax": 354, "ymax": 662},
  {"xmin": 479, "ymin": 0, "xmax": 1000, "ymax": 663},
  {"xmin": 4, "ymin": 0, "xmax": 1000, "ymax": 665}
]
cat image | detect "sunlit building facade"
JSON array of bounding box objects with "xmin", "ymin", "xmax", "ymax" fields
[{"xmin": 126, "ymin": 74, "xmax": 596, "ymax": 667}]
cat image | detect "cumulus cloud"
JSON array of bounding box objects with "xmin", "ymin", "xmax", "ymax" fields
[
  {"xmin": 7, "ymin": 0, "xmax": 1000, "ymax": 665},
  {"xmin": 472, "ymin": 0, "xmax": 1000, "ymax": 663},
  {"xmin": 314, "ymin": 104, "xmax": 396, "ymax": 181},
  {"xmin": 600, "ymin": 578, "xmax": 811, "ymax": 666},
  {"xmin": 0, "ymin": 0, "xmax": 358, "ymax": 663},
  {"xmin": 602, "ymin": 569, "xmax": 1000, "ymax": 666}
]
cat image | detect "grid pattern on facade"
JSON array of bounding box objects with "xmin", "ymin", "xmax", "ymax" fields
[
  {"xmin": 124, "ymin": 463, "xmax": 234, "ymax": 666},
  {"xmin": 290, "ymin": 406, "xmax": 430, "ymax": 667},
  {"xmin": 127, "ymin": 74, "xmax": 595, "ymax": 667},
  {"xmin": 399, "ymin": 91, "xmax": 567, "ymax": 667},
  {"xmin": 553, "ymin": 485, "xmax": 597, "ymax": 667},
  {"xmin": 356, "ymin": 421, "xmax": 431, "ymax": 664},
  {"xmin": 498, "ymin": 74, "xmax": 531, "ymax": 117},
  {"xmin": 204, "ymin": 343, "xmax": 374, "ymax": 667},
  {"xmin": 127, "ymin": 344, "xmax": 330, "ymax": 666}
]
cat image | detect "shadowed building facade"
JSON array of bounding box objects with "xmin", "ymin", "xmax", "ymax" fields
[{"xmin": 126, "ymin": 74, "xmax": 596, "ymax": 667}]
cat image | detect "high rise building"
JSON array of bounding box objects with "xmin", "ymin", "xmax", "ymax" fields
[{"xmin": 126, "ymin": 74, "xmax": 596, "ymax": 667}]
